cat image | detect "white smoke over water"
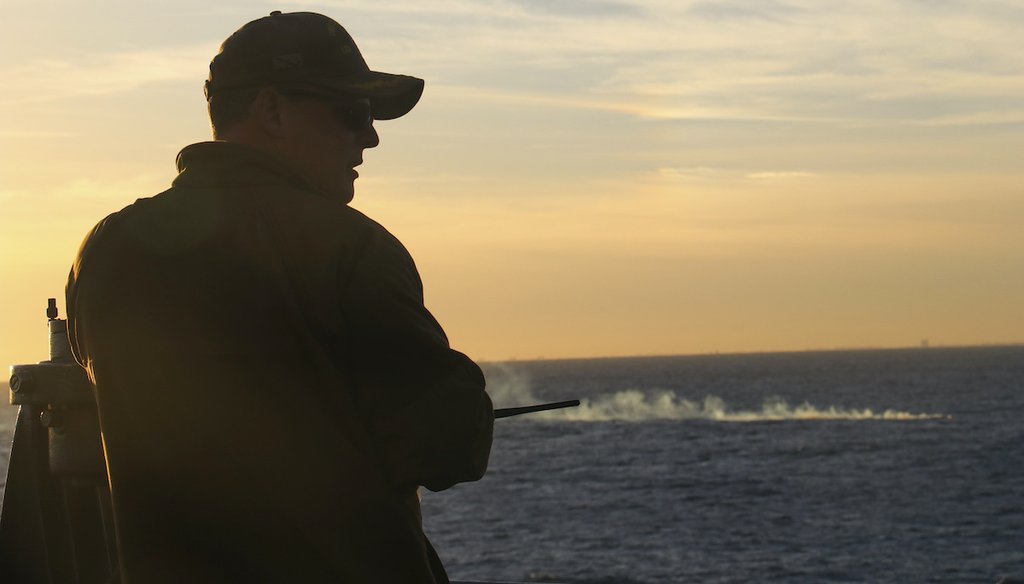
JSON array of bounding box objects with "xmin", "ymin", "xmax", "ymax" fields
[
  {"xmin": 484, "ymin": 364, "xmax": 951, "ymax": 423},
  {"xmin": 536, "ymin": 391, "xmax": 951, "ymax": 422}
]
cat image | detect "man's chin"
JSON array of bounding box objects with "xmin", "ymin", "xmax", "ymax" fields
[
  {"xmin": 339, "ymin": 184, "xmax": 355, "ymax": 204},
  {"xmin": 327, "ymin": 180, "xmax": 355, "ymax": 204}
]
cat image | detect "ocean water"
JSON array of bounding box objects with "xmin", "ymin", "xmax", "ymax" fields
[
  {"xmin": 422, "ymin": 347, "xmax": 1024, "ymax": 584},
  {"xmin": 2, "ymin": 346, "xmax": 1022, "ymax": 583}
]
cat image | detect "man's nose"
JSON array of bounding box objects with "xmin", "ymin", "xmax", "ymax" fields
[{"xmin": 361, "ymin": 123, "xmax": 380, "ymax": 148}]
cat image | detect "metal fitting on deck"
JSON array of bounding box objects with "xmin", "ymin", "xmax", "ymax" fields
[{"xmin": 9, "ymin": 371, "xmax": 30, "ymax": 394}]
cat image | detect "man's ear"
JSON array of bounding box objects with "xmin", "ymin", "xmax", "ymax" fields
[{"xmin": 249, "ymin": 87, "xmax": 288, "ymax": 139}]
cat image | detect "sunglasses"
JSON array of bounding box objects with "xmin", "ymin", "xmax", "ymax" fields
[{"xmin": 276, "ymin": 88, "xmax": 374, "ymax": 132}]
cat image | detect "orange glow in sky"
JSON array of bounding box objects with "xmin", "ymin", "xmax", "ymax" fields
[{"xmin": 2, "ymin": 1, "xmax": 1022, "ymax": 367}]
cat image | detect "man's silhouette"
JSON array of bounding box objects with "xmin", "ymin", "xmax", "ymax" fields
[{"xmin": 66, "ymin": 12, "xmax": 493, "ymax": 583}]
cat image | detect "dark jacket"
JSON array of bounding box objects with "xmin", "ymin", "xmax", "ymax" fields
[{"xmin": 66, "ymin": 141, "xmax": 493, "ymax": 583}]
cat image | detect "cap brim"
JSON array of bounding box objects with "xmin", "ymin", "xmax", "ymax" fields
[{"xmin": 315, "ymin": 71, "xmax": 424, "ymax": 120}]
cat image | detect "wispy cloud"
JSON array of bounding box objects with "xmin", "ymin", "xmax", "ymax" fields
[
  {"xmin": 0, "ymin": 44, "xmax": 216, "ymax": 105},
  {"xmin": 15, "ymin": 1, "xmax": 1018, "ymax": 128},
  {"xmin": 746, "ymin": 171, "xmax": 816, "ymax": 180},
  {"xmin": 0, "ymin": 130, "xmax": 77, "ymax": 138},
  {"xmin": 298, "ymin": 0, "xmax": 1024, "ymax": 127},
  {"xmin": 0, "ymin": 174, "xmax": 165, "ymax": 204},
  {"xmin": 916, "ymin": 109, "xmax": 1024, "ymax": 127},
  {"xmin": 655, "ymin": 167, "xmax": 817, "ymax": 182}
]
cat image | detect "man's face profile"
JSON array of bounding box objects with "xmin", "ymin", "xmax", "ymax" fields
[
  {"xmin": 202, "ymin": 12, "xmax": 423, "ymax": 203},
  {"xmin": 270, "ymin": 91, "xmax": 380, "ymax": 203}
]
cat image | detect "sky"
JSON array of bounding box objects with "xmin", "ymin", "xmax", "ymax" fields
[{"xmin": 1, "ymin": 0, "xmax": 1022, "ymax": 366}]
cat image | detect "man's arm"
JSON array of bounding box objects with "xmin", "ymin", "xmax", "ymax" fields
[{"xmin": 338, "ymin": 226, "xmax": 493, "ymax": 492}]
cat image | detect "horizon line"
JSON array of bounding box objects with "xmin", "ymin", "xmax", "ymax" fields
[{"xmin": 483, "ymin": 341, "xmax": 1024, "ymax": 364}]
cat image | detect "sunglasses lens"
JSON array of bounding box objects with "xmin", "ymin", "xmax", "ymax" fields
[
  {"xmin": 341, "ymin": 102, "xmax": 373, "ymax": 132},
  {"xmin": 277, "ymin": 89, "xmax": 373, "ymax": 132}
]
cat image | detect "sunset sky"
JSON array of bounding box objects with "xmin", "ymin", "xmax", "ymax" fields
[{"xmin": 2, "ymin": 0, "xmax": 1022, "ymax": 367}]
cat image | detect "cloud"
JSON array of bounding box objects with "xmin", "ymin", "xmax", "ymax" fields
[
  {"xmin": 20, "ymin": 1, "xmax": 1015, "ymax": 129},
  {"xmin": 686, "ymin": 0, "xmax": 805, "ymax": 23},
  {"xmin": 915, "ymin": 109, "xmax": 1024, "ymax": 127},
  {"xmin": 746, "ymin": 171, "xmax": 816, "ymax": 180},
  {"xmin": 0, "ymin": 130, "xmax": 77, "ymax": 138},
  {"xmin": 311, "ymin": 0, "xmax": 1024, "ymax": 127},
  {"xmin": 503, "ymin": 0, "xmax": 644, "ymax": 17},
  {"xmin": 654, "ymin": 167, "xmax": 817, "ymax": 182},
  {"xmin": 0, "ymin": 44, "xmax": 216, "ymax": 105},
  {"xmin": 655, "ymin": 166, "xmax": 734, "ymax": 181},
  {"xmin": 0, "ymin": 175, "xmax": 166, "ymax": 205}
]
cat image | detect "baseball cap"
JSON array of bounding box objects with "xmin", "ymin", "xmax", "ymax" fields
[{"xmin": 205, "ymin": 11, "xmax": 424, "ymax": 120}]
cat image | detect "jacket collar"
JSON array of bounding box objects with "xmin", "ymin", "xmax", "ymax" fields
[{"xmin": 173, "ymin": 141, "xmax": 320, "ymax": 194}]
